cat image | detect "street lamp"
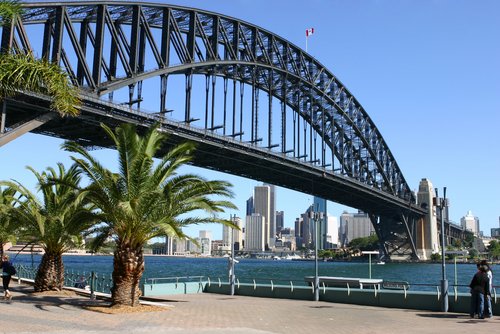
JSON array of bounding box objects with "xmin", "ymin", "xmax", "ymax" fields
[
  {"xmin": 434, "ymin": 187, "xmax": 449, "ymax": 312},
  {"xmin": 228, "ymin": 214, "xmax": 238, "ymax": 296},
  {"xmin": 309, "ymin": 206, "xmax": 323, "ymax": 302}
]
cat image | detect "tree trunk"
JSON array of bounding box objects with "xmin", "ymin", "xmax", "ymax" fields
[
  {"xmin": 34, "ymin": 251, "xmax": 64, "ymax": 292},
  {"xmin": 111, "ymin": 242, "xmax": 144, "ymax": 307}
]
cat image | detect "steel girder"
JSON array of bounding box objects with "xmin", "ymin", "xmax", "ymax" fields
[{"xmin": 1, "ymin": 1, "xmax": 426, "ymax": 258}]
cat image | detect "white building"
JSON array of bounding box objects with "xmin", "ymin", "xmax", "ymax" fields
[
  {"xmin": 326, "ymin": 215, "xmax": 339, "ymax": 248},
  {"xmin": 461, "ymin": 211, "xmax": 480, "ymax": 236},
  {"xmin": 245, "ymin": 214, "xmax": 266, "ymax": 251}
]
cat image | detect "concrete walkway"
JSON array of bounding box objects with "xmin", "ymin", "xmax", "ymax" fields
[{"xmin": 0, "ymin": 281, "xmax": 498, "ymax": 334}]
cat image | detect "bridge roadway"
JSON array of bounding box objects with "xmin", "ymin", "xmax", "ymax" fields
[
  {"xmin": 4, "ymin": 92, "xmax": 426, "ymax": 221},
  {"xmin": 0, "ymin": 281, "xmax": 496, "ymax": 334}
]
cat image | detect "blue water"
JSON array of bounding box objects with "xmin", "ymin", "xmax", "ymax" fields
[{"xmin": 10, "ymin": 254, "xmax": 498, "ymax": 292}]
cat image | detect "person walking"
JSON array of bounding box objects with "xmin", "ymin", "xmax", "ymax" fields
[
  {"xmin": 469, "ymin": 262, "xmax": 490, "ymax": 319},
  {"xmin": 0, "ymin": 254, "xmax": 15, "ymax": 300}
]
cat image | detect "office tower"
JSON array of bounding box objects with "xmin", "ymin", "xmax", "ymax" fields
[
  {"xmin": 300, "ymin": 208, "xmax": 313, "ymax": 248},
  {"xmin": 264, "ymin": 184, "xmax": 276, "ymax": 246},
  {"xmin": 313, "ymin": 197, "xmax": 327, "ymax": 249},
  {"xmin": 339, "ymin": 211, "xmax": 350, "ymax": 248},
  {"xmin": 276, "ymin": 211, "xmax": 284, "ymax": 235},
  {"xmin": 246, "ymin": 196, "xmax": 254, "ymax": 217},
  {"xmin": 245, "ymin": 214, "xmax": 265, "ymax": 251},
  {"xmin": 254, "ymin": 185, "xmax": 271, "ymax": 249},
  {"xmin": 339, "ymin": 211, "xmax": 374, "ymax": 246},
  {"xmin": 460, "ymin": 211, "xmax": 480, "ymax": 236},
  {"xmin": 295, "ymin": 216, "xmax": 303, "ymax": 248}
]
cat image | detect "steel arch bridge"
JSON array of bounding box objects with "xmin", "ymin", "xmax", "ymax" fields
[{"xmin": 0, "ymin": 1, "xmax": 427, "ymax": 259}]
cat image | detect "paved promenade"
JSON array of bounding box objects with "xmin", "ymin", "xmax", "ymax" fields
[{"xmin": 0, "ymin": 281, "xmax": 498, "ymax": 334}]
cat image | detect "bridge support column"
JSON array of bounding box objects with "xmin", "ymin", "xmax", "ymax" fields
[{"xmin": 416, "ymin": 178, "xmax": 440, "ymax": 260}]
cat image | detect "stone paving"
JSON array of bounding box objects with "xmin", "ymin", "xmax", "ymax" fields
[{"xmin": 0, "ymin": 281, "xmax": 498, "ymax": 334}]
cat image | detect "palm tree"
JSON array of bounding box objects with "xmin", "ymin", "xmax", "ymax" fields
[
  {"xmin": 0, "ymin": 186, "xmax": 18, "ymax": 259},
  {"xmin": 63, "ymin": 123, "xmax": 237, "ymax": 307},
  {"xmin": 1, "ymin": 163, "xmax": 99, "ymax": 291},
  {"xmin": 0, "ymin": 0, "xmax": 80, "ymax": 116}
]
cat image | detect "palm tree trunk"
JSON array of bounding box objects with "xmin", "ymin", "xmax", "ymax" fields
[
  {"xmin": 111, "ymin": 242, "xmax": 144, "ymax": 307},
  {"xmin": 34, "ymin": 251, "xmax": 65, "ymax": 292}
]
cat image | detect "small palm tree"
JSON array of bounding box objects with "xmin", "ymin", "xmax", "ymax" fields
[
  {"xmin": 63, "ymin": 123, "xmax": 237, "ymax": 307},
  {"xmin": 0, "ymin": 0, "xmax": 80, "ymax": 116},
  {"xmin": 0, "ymin": 186, "xmax": 18, "ymax": 259},
  {"xmin": 1, "ymin": 163, "xmax": 99, "ymax": 291}
]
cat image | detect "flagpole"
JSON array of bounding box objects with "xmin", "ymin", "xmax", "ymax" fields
[{"xmin": 306, "ymin": 35, "xmax": 308, "ymax": 53}]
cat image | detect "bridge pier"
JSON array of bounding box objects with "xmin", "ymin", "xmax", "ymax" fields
[{"xmin": 416, "ymin": 179, "xmax": 440, "ymax": 260}]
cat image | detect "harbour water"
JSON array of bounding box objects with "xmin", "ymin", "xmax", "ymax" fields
[{"xmin": 10, "ymin": 254, "xmax": 498, "ymax": 292}]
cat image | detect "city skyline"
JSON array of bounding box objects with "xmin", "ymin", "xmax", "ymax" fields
[{"xmin": 1, "ymin": 0, "xmax": 499, "ymax": 240}]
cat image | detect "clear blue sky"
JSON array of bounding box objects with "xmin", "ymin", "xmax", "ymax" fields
[{"xmin": 2, "ymin": 0, "xmax": 499, "ymax": 240}]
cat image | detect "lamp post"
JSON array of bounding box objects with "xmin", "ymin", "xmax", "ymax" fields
[
  {"xmin": 434, "ymin": 187, "xmax": 449, "ymax": 312},
  {"xmin": 310, "ymin": 206, "xmax": 323, "ymax": 302},
  {"xmin": 229, "ymin": 214, "xmax": 236, "ymax": 296}
]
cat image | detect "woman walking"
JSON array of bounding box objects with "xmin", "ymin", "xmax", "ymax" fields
[{"xmin": 1, "ymin": 255, "xmax": 15, "ymax": 299}]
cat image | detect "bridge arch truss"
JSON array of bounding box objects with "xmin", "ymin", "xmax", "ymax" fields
[{"xmin": 0, "ymin": 1, "xmax": 426, "ymax": 259}]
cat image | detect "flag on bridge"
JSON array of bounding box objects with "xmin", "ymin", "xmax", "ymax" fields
[{"xmin": 306, "ymin": 28, "xmax": 314, "ymax": 37}]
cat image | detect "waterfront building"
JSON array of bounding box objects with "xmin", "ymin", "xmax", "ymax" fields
[
  {"xmin": 173, "ymin": 238, "xmax": 187, "ymax": 255},
  {"xmin": 460, "ymin": 211, "xmax": 480, "ymax": 236},
  {"xmin": 339, "ymin": 211, "xmax": 375, "ymax": 247},
  {"xmin": 199, "ymin": 230, "xmax": 212, "ymax": 256},
  {"xmin": 245, "ymin": 214, "xmax": 266, "ymax": 251}
]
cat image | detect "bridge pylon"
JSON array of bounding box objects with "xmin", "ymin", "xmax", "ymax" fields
[{"xmin": 416, "ymin": 178, "xmax": 440, "ymax": 260}]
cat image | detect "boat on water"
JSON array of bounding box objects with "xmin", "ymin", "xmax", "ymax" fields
[{"xmin": 284, "ymin": 254, "xmax": 302, "ymax": 260}]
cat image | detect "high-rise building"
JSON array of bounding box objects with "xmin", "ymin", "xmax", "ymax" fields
[
  {"xmin": 276, "ymin": 211, "xmax": 284, "ymax": 235},
  {"xmin": 339, "ymin": 211, "xmax": 374, "ymax": 246},
  {"xmin": 460, "ymin": 211, "xmax": 480, "ymax": 236},
  {"xmin": 246, "ymin": 196, "xmax": 254, "ymax": 217},
  {"xmin": 222, "ymin": 215, "xmax": 243, "ymax": 252},
  {"xmin": 254, "ymin": 185, "xmax": 272, "ymax": 249},
  {"xmin": 294, "ymin": 216, "xmax": 303, "ymax": 247},
  {"xmin": 313, "ymin": 197, "xmax": 327, "ymax": 249},
  {"xmin": 245, "ymin": 214, "xmax": 265, "ymax": 251},
  {"xmin": 264, "ymin": 184, "xmax": 276, "ymax": 246}
]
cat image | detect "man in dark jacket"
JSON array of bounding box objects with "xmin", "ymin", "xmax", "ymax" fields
[{"xmin": 469, "ymin": 263, "xmax": 490, "ymax": 319}]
